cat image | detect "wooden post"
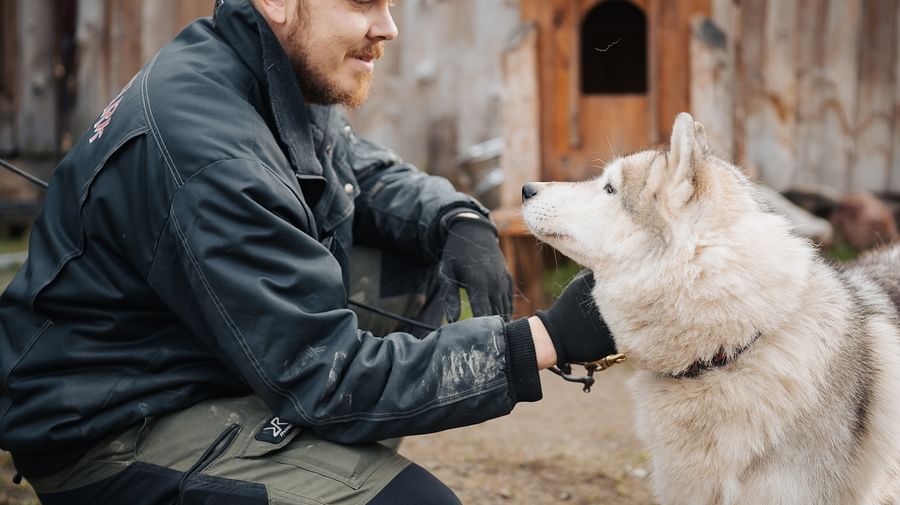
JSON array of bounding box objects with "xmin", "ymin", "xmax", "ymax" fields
[
  {"xmin": 735, "ymin": 0, "xmax": 766, "ymax": 179},
  {"xmin": 743, "ymin": 0, "xmax": 800, "ymax": 190},
  {"xmin": 142, "ymin": 0, "xmax": 179, "ymax": 63},
  {"xmin": 689, "ymin": 16, "xmax": 734, "ymax": 160},
  {"xmin": 792, "ymin": 0, "xmax": 828, "ymax": 188},
  {"xmin": 656, "ymin": 0, "xmax": 712, "ymax": 145},
  {"xmin": 16, "ymin": 0, "xmax": 58, "ymax": 155},
  {"xmin": 817, "ymin": 0, "xmax": 862, "ymax": 190},
  {"xmin": 498, "ymin": 21, "xmax": 544, "ymax": 317},
  {"xmin": 72, "ymin": 0, "xmax": 108, "ymax": 138},
  {"xmin": 0, "ymin": 0, "xmax": 16, "ymax": 154},
  {"xmin": 893, "ymin": 0, "xmax": 900, "ymax": 191},
  {"xmin": 852, "ymin": 0, "xmax": 897, "ymax": 191},
  {"xmin": 500, "ymin": 23, "xmax": 542, "ymax": 210},
  {"xmin": 109, "ymin": 0, "xmax": 144, "ymax": 91}
]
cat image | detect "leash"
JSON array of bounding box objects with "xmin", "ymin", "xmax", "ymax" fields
[
  {"xmin": 0, "ymin": 158, "xmax": 49, "ymax": 189},
  {"xmin": 1, "ymin": 157, "xmax": 626, "ymax": 391},
  {"xmin": 346, "ymin": 299, "xmax": 439, "ymax": 332}
]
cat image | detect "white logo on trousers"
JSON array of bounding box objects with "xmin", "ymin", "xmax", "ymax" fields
[{"xmin": 264, "ymin": 417, "xmax": 292, "ymax": 438}]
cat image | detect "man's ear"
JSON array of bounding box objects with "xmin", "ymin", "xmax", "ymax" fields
[
  {"xmin": 666, "ymin": 112, "xmax": 708, "ymax": 207},
  {"xmin": 254, "ymin": 0, "xmax": 289, "ymax": 26}
]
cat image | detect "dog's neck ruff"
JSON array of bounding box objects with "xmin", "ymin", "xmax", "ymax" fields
[{"xmin": 670, "ymin": 331, "xmax": 761, "ymax": 379}]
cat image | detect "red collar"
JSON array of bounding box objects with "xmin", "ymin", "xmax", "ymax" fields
[{"xmin": 671, "ymin": 331, "xmax": 761, "ymax": 379}]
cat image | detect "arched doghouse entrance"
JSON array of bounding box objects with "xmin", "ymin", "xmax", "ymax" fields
[{"xmin": 580, "ymin": 0, "xmax": 648, "ymax": 95}]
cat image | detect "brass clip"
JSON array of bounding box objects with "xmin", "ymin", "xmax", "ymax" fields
[
  {"xmin": 548, "ymin": 353, "xmax": 627, "ymax": 393},
  {"xmin": 584, "ymin": 353, "xmax": 627, "ymax": 372}
]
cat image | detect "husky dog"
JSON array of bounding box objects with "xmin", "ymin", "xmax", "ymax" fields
[{"xmin": 522, "ymin": 113, "xmax": 900, "ymax": 504}]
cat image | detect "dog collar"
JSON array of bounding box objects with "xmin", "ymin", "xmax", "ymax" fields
[{"xmin": 671, "ymin": 331, "xmax": 761, "ymax": 379}]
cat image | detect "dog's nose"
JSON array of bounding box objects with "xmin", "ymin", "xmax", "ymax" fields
[{"xmin": 522, "ymin": 183, "xmax": 538, "ymax": 202}]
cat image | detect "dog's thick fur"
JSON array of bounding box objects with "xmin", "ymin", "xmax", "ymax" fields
[{"xmin": 523, "ymin": 113, "xmax": 900, "ymax": 504}]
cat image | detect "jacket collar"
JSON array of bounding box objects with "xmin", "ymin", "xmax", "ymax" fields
[{"xmin": 213, "ymin": 0, "xmax": 323, "ymax": 178}]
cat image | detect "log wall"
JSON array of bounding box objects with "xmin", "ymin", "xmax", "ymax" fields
[
  {"xmin": 698, "ymin": 0, "xmax": 900, "ymax": 192},
  {"xmin": 0, "ymin": 0, "xmax": 212, "ymax": 160}
]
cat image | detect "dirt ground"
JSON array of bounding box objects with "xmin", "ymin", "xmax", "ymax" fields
[
  {"xmin": 399, "ymin": 363, "xmax": 656, "ymax": 505},
  {"xmin": 0, "ymin": 453, "xmax": 37, "ymax": 505},
  {"xmin": 0, "ymin": 363, "xmax": 654, "ymax": 505}
]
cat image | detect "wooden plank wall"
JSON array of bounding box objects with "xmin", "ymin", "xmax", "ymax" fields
[
  {"xmin": 853, "ymin": 0, "xmax": 897, "ymax": 190},
  {"xmin": 689, "ymin": 16, "xmax": 733, "ymax": 158},
  {"xmin": 711, "ymin": 0, "xmax": 899, "ymax": 192},
  {"xmin": 511, "ymin": 0, "xmax": 899, "ymax": 194},
  {"xmin": 745, "ymin": 0, "xmax": 801, "ymax": 190},
  {"xmin": 0, "ymin": 1, "xmax": 16, "ymax": 154},
  {"xmin": 4, "ymin": 0, "xmax": 900, "ymax": 196},
  {"xmin": 1, "ymin": 0, "xmax": 212, "ymax": 158},
  {"xmin": 15, "ymin": 0, "xmax": 58, "ymax": 156},
  {"xmin": 72, "ymin": 0, "xmax": 211, "ymax": 138},
  {"xmin": 347, "ymin": 0, "xmax": 520, "ymax": 188},
  {"xmin": 655, "ymin": 0, "xmax": 712, "ymax": 148},
  {"xmin": 894, "ymin": 1, "xmax": 900, "ymax": 189}
]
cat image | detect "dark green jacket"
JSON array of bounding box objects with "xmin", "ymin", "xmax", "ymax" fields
[{"xmin": 0, "ymin": 0, "xmax": 539, "ymax": 477}]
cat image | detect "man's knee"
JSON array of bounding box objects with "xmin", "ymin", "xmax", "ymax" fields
[{"xmin": 368, "ymin": 463, "xmax": 461, "ymax": 505}]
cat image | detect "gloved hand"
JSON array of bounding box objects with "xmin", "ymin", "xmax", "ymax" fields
[
  {"xmin": 439, "ymin": 216, "xmax": 514, "ymax": 322},
  {"xmin": 536, "ymin": 270, "xmax": 616, "ymax": 366}
]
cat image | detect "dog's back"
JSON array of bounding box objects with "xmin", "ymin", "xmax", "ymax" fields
[
  {"xmin": 850, "ymin": 245, "xmax": 900, "ymax": 314},
  {"xmin": 840, "ymin": 245, "xmax": 900, "ymax": 504}
]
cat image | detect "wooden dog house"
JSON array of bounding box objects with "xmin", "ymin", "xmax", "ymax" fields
[{"xmin": 497, "ymin": 0, "xmax": 717, "ymax": 316}]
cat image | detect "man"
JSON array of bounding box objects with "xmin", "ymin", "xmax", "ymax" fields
[{"xmin": 0, "ymin": 0, "xmax": 616, "ymax": 503}]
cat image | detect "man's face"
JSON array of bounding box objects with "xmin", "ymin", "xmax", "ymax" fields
[{"xmin": 284, "ymin": 0, "xmax": 397, "ymax": 108}]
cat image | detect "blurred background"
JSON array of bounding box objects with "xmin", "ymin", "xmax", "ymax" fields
[{"xmin": 2, "ymin": 0, "xmax": 900, "ymax": 503}]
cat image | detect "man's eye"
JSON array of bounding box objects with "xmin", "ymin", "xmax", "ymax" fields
[{"xmin": 604, "ymin": 182, "xmax": 616, "ymax": 195}]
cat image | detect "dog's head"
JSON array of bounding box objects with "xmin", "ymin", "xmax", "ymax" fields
[
  {"xmin": 523, "ymin": 113, "xmax": 814, "ymax": 372},
  {"xmin": 522, "ymin": 113, "xmax": 747, "ymax": 270}
]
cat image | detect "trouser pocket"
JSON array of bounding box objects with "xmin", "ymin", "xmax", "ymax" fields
[
  {"xmin": 237, "ymin": 429, "xmax": 396, "ymax": 491},
  {"xmin": 176, "ymin": 423, "xmax": 242, "ymax": 505}
]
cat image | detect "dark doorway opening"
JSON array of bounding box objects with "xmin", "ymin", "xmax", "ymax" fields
[{"xmin": 580, "ymin": 0, "xmax": 648, "ymax": 95}]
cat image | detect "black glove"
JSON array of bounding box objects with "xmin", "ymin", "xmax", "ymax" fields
[
  {"xmin": 536, "ymin": 270, "xmax": 616, "ymax": 366},
  {"xmin": 439, "ymin": 216, "xmax": 514, "ymax": 322}
]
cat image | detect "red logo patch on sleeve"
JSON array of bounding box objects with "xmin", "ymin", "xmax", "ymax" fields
[{"xmin": 89, "ymin": 72, "xmax": 140, "ymax": 144}]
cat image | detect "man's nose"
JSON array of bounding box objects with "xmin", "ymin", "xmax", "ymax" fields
[
  {"xmin": 370, "ymin": 5, "xmax": 398, "ymax": 41},
  {"xmin": 522, "ymin": 183, "xmax": 538, "ymax": 202}
]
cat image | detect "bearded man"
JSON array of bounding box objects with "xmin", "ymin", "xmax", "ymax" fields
[{"xmin": 0, "ymin": 1, "xmax": 616, "ymax": 503}]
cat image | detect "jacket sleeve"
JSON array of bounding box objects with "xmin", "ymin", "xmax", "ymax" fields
[
  {"xmin": 346, "ymin": 134, "xmax": 491, "ymax": 262},
  {"xmin": 146, "ymin": 158, "xmax": 540, "ymax": 443}
]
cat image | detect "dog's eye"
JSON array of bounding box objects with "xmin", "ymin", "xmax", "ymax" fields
[{"xmin": 604, "ymin": 182, "xmax": 616, "ymax": 195}]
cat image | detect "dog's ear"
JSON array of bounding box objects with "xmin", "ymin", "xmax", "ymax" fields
[
  {"xmin": 667, "ymin": 113, "xmax": 708, "ymax": 207},
  {"xmin": 694, "ymin": 121, "xmax": 712, "ymax": 154}
]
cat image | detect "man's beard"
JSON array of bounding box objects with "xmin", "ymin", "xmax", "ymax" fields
[{"xmin": 285, "ymin": 25, "xmax": 383, "ymax": 109}]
